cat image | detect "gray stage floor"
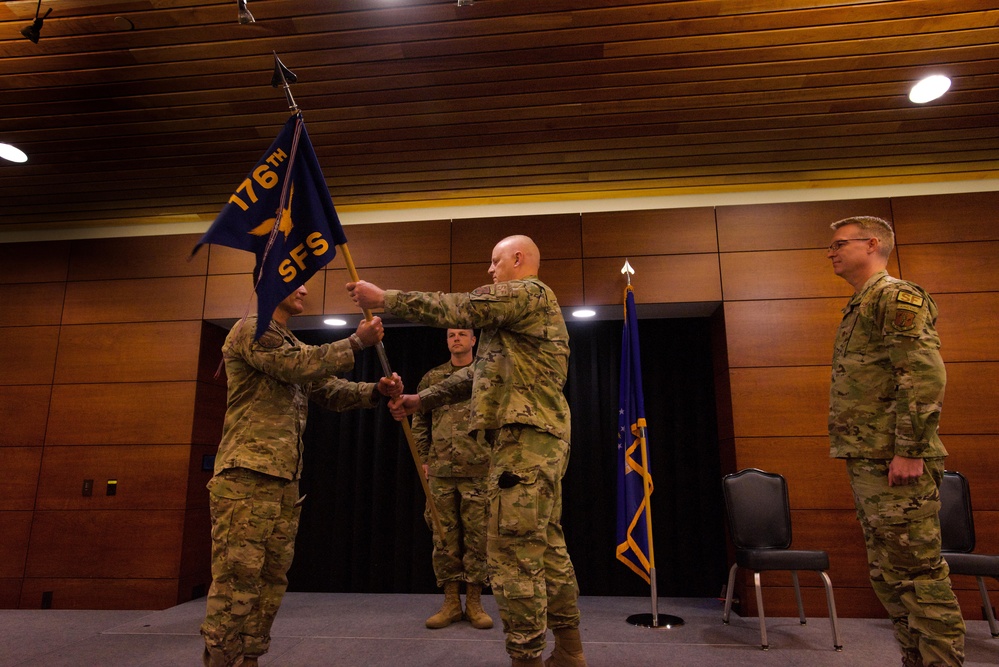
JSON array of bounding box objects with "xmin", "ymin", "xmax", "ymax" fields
[{"xmin": 0, "ymin": 594, "xmax": 996, "ymax": 666}]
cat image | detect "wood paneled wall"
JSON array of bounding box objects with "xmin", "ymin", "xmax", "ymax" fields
[
  {"xmin": 0, "ymin": 235, "xmax": 224, "ymax": 609},
  {"xmin": 0, "ymin": 190, "xmax": 995, "ymax": 618}
]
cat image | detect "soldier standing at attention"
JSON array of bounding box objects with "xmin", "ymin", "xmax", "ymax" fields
[
  {"xmin": 412, "ymin": 328, "xmax": 494, "ymax": 630},
  {"xmin": 827, "ymin": 216, "xmax": 965, "ymax": 667},
  {"xmin": 347, "ymin": 235, "xmax": 587, "ymax": 667},
  {"xmin": 201, "ymin": 282, "xmax": 401, "ymax": 667}
]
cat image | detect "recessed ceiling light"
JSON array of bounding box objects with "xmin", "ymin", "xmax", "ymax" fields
[
  {"xmin": 909, "ymin": 75, "xmax": 951, "ymax": 104},
  {"xmin": 572, "ymin": 309, "xmax": 596, "ymax": 318},
  {"xmin": 0, "ymin": 143, "xmax": 28, "ymax": 163},
  {"xmin": 323, "ymin": 318, "xmax": 348, "ymax": 326}
]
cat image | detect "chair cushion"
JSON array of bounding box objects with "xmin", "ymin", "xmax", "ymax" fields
[
  {"xmin": 736, "ymin": 548, "xmax": 829, "ymax": 572},
  {"xmin": 944, "ymin": 551, "xmax": 999, "ymax": 578}
]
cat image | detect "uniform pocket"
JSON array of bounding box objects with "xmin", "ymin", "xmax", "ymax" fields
[
  {"xmin": 496, "ymin": 466, "xmax": 541, "ymax": 537},
  {"xmin": 208, "ymin": 467, "xmax": 258, "ymax": 500},
  {"xmin": 502, "ymin": 577, "xmax": 535, "ymax": 600},
  {"xmin": 874, "ymin": 495, "xmax": 941, "ymax": 558},
  {"xmin": 845, "ymin": 313, "xmax": 873, "ymax": 355},
  {"xmin": 914, "ymin": 578, "xmax": 955, "ymax": 605}
]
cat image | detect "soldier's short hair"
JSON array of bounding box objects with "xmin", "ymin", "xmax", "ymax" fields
[{"xmin": 830, "ymin": 216, "xmax": 895, "ymax": 259}]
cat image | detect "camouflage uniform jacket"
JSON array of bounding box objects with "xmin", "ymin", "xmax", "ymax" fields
[
  {"xmin": 829, "ymin": 270, "xmax": 948, "ymax": 460},
  {"xmin": 215, "ymin": 316, "xmax": 379, "ymax": 481},
  {"xmin": 384, "ymin": 276, "xmax": 571, "ymax": 441},
  {"xmin": 411, "ymin": 360, "xmax": 491, "ymax": 478}
]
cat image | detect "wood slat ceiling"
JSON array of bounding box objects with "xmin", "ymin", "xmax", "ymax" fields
[{"xmin": 1, "ymin": 0, "xmax": 998, "ymax": 235}]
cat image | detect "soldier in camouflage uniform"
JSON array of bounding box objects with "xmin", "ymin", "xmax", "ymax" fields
[
  {"xmin": 827, "ymin": 216, "xmax": 965, "ymax": 667},
  {"xmin": 412, "ymin": 328, "xmax": 494, "ymax": 630},
  {"xmin": 348, "ymin": 235, "xmax": 587, "ymax": 667},
  {"xmin": 201, "ymin": 283, "xmax": 400, "ymax": 667}
]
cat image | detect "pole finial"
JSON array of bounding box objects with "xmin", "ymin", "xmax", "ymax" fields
[
  {"xmin": 271, "ymin": 52, "xmax": 299, "ymax": 113},
  {"xmin": 621, "ymin": 259, "xmax": 635, "ymax": 286}
]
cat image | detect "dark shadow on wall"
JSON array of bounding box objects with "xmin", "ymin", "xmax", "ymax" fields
[{"xmin": 288, "ymin": 317, "xmax": 727, "ymax": 598}]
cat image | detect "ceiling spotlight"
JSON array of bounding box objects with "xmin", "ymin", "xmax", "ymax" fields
[
  {"xmin": 21, "ymin": 0, "xmax": 52, "ymax": 44},
  {"xmin": 237, "ymin": 0, "xmax": 255, "ymax": 24},
  {"xmin": 0, "ymin": 143, "xmax": 28, "ymax": 163},
  {"xmin": 909, "ymin": 75, "xmax": 951, "ymax": 104},
  {"xmin": 572, "ymin": 309, "xmax": 596, "ymax": 319},
  {"xmin": 323, "ymin": 318, "xmax": 348, "ymax": 327}
]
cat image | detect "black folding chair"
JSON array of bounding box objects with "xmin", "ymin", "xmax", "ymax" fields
[
  {"xmin": 940, "ymin": 470, "xmax": 999, "ymax": 637},
  {"xmin": 721, "ymin": 468, "xmax": 842, "ymax": 650}
]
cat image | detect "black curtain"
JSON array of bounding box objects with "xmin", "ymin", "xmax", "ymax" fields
[{"xmin": 289, "ymin": 318, "xmax": 727, "ymax": 598}]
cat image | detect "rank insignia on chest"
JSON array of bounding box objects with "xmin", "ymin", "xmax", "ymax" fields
[
  {"xmin": 892, "ymin": 309, "xmax": 917, "ymax": 331},
  {"xmin": 896, "ymin": 291, "xmax": 924, "ymax": 307}
]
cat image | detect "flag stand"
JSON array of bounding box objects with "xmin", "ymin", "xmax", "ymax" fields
[
  {"xmin": 620, "ymin": 260, "xmax": 684, "ymax": 630},
  {"xmin": 625, "ymin": 573, "xmax": 684, "ymax": 628}
]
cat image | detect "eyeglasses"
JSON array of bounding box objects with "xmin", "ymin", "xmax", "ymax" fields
[{"xmin": 827, "ymin": 238, "xmax": 872, "ymax": 252}]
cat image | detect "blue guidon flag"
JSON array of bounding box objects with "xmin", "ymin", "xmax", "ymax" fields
[
  {"xmin": 615, "ymin": 285, "xmax": 655, "ymax": 583},
  {"xmin": 192, "ymin": 112, "xmax": 347, "ymax": 340}
]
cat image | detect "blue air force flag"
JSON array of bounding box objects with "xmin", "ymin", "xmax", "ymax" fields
[
  {"xmin": 193, "ymin": 113, "xmax": 347, "ymax": 339},
  {"xmin": 615, "ymin": 286, "xmax": 655, "ymax": 583}
]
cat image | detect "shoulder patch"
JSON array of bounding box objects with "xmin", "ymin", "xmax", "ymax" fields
[
  {"xmin": 891, "ymin": 309, "xmax": 917, "ymax": 332},
  {"xmin": 897, "ymin": 291, "xmax": 924, "ymax": 308},
  {"xmin": 256, "ymin": 330, "xmax": 284, "ymax": 349},
  {"xmin": 470, "ymin": 282, "xmax": 512, "ymax": 298}
]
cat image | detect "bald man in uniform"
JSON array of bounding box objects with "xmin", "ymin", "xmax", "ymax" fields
[{"xmin": 348, "ymin": 235, "xmax": 586, "ymax": 667}]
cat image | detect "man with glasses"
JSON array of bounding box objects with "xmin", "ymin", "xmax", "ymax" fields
[{"xmin": 827, "ymin": 216, "xmax": 965, "ymax": 667}]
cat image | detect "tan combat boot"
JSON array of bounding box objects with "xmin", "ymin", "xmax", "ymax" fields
[
  {"xmin": 544, "ymin": 627, "xmax": 588, "ymax": 667},
  {"xmin": 426, "ymin": 581, "xmax": 463, "ymax": 629},
  {"xmin": 202, "ymin": 647, "xmax": 231, "ymax": 667},
  {"xmin": 464, "ymin": 583, "xmax": 494, "ymax": 629}
]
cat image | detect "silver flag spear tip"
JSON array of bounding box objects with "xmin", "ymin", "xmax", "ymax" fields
[{"xmin": 621, "ymin": 259, "xmax": 635, "ymax": 286}]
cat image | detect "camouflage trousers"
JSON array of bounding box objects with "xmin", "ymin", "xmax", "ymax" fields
[
  {"xmin": 846, "ymin": 457, "xmax": 965, "ymax": 666},
  {"xmin": 201, "ymin": 467, "xmax": 302, "ymax": 667},
  {"xmin": 425, "ymin": 474, "xmax": 490, "ymax": 587},
  {"xmin": 485, "ymin": 425, "xmax": 581, "ymax": 661}
]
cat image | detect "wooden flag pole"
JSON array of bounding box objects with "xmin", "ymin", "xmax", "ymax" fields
[{"xmin": 336, "ymin": 242, "xmax": 446, "ymax": 543}]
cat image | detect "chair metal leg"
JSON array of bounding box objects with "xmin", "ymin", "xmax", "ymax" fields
[
  {"xmin": 791, "ymin": 570, "xmax": 806, "ymax": 624},
  {"xmin": 754, "ymin": 571, "xmax": 768, "ymax": 650},
  {"xmin": 818, "ymin": 570, "xmax": 843, "ymax": 650},
  {"xmin": 723, "ymin": 563, "xmax": 738, "ymax": 624},
  {"xmin": 976, "ymin": 576, "xmax": 998, "ymax": 637}
]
